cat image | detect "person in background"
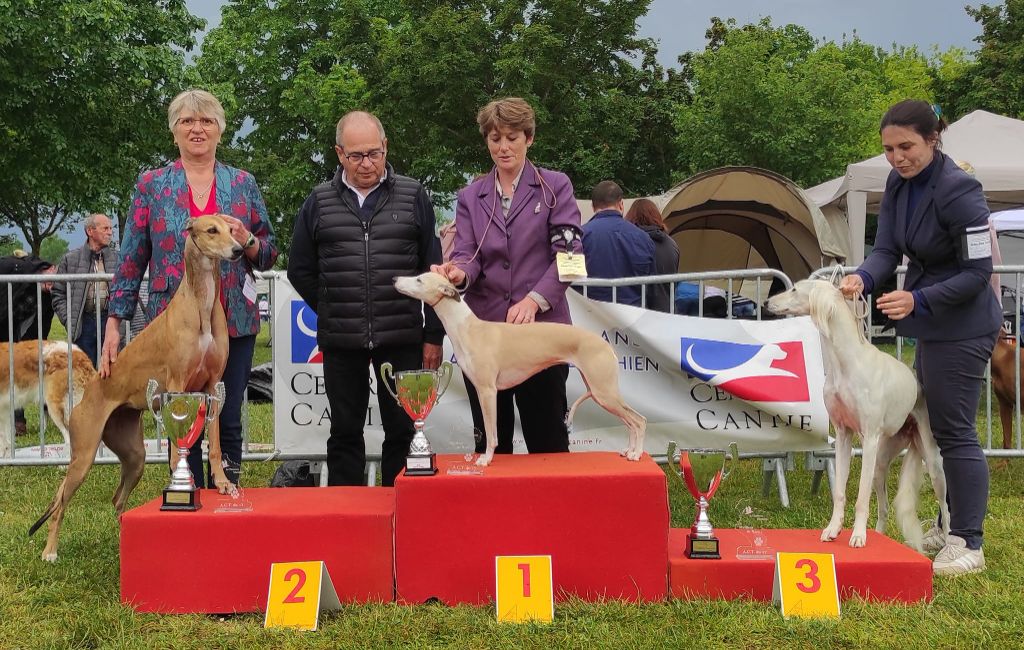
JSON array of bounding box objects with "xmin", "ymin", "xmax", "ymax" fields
[
  {"xmin": 51, "ymin": 213, "xmax": 118, "ymax": 367},
  {"xmin": 626, "ymin": 198, "xmax": 680, "ymax": 312},
  {"xmin": 578, "ymin": 181, "xmax": 655, "ymax": 307},
  {"xmin": 104, "ymin": 88, "xmax": 278, "ymax": 490},
  {"xmin": 433, "ymin": 97, "xmax": 582, "ymax": 456},
  {"xmin": 839, "ymin": 99, "xmax": 1000, "ymax": 576},
  {"xmin": 288, "ymin": 110, "xmax": 444, "ymax": 488}
]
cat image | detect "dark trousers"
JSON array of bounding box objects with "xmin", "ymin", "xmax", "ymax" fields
[
  {"xmin": 323, "ymin": 344, "xmax": 421, "ymax": 487},
  {"xmin": 915, "ymin": 329, "xmax": 999, "ymax": 550},
  {"xmin": 75, "ymin": 310, "xmax": 106, "ymax": 368},
  {"xmin": 464, "ymin": 364, "xmax": 570, "ymax": 454},
  {"xmin": 186, "ymin": 334, "xmax": 256, "ymax": 488}
]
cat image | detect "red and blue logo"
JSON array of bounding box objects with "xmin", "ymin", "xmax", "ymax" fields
[
  {"xmin": 291, "ymin": 300, "xmax": 322, "ymax": 364},
  {"xmin": 680, "ymin": 338, "xmax": 808, "ymax": 402}
]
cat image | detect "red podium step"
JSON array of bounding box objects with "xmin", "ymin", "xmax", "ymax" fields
[
  {"xmin": 669, "ymin": 528, "xmax": 932, "ymax": 603},
  {"xmin": 394, "ymin": 452, "xmax": 669, "ymax": 605},
  {"xmin": 120, "ymin": 487, "xmax": 396, "ymax": 613}
]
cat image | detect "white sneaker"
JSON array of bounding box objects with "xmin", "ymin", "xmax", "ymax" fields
[
  {"xmin": 933, "ymin": 535, "xmax": 985, "ymax": 576},
  {"xmin": 920, "ymin": 522, "xmax": 947, "ymax": 555}
]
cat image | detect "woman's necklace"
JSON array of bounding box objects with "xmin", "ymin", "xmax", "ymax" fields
[{"xmin": 189, "ymin": 177, "xmax": 214, "ymax": 202}]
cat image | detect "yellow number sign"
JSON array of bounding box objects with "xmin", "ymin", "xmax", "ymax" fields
[
  {"xmin": 772, "ymin": 552, "xmax": 840, "ymax": 619},
  {"xmin": 264, "ymin": 561, "xmax": 341, "ymax": 631},
  {"xmin": 495, "ymin": 555, "xmax": 554, "ymax": 623}
]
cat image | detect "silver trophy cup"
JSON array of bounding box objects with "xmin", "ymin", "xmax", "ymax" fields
[
  {"xmin": 667, "ymin": 441, "xmax": 739, "ymax": 559},
  {"xmin": 148, "ymin": 380, "xmax": 225, "ymax": 511},
  {"xmin": 379, "ymin": 361, "xmax": 453, "ymax": 477}
]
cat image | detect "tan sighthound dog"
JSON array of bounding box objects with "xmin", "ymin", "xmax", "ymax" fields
[
  {"xmin": 393, "ymin": 272, "xmax": 647, "ymax": 466},
  {"xmin": 30, "ymin": 214, "xmax": 242, "ymax": 562},
  {"xmin": 0, "ymin": 341, "xmax": 96, "ymax": 458}
]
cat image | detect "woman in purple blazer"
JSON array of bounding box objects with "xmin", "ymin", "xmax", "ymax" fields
[
  {"xmin": 841, "ymin": 100, "xmax": 1000, "ymax": 577},
  {"xmin": 436, "ymin": 97, "xmax": 583, "ymax": 455}
]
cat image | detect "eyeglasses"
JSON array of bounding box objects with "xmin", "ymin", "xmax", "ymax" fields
[
  {"xmin": 342, "ymin": 149, "xmax": 385, "ymax": 164},
  {"xmin": 177, "ymin": 116, "xmax": 218, "ymax": 130}
]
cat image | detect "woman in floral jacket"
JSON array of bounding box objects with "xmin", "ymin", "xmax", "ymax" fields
[{"xmin": 104, "ymin": 89, "xmax": 278, "ymax": 489}]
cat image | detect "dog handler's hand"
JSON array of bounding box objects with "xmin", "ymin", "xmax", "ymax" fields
[
  {"xmin": 506, "ymin": 296, "xmax": 540, "ymax": 324},
  {"xmin": 431, "ymin": 262, "xmax": 465, "ymax": 286},
  {"xmin": 839, "ymin": 274, "xmax": 864, "ymax": 299},
  {"xmin": 100, "ymin": 317, "xmax": 122, "ymax": 378},
  {"xmin": 422, "ymin": 343, "xmax": 442, "ymax": 370},
  {"xmin": 877, "ymin": 290, "xmax": 915, "ymax": 321}
]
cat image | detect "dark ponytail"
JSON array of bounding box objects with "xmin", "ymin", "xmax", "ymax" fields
[{"xmin": 880, "ymin": 99, "xmax": 948, "ymax": 147}]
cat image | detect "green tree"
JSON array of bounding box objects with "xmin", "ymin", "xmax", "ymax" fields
[
  {"xmin": 0, "ymin": 0, "xmax": 202, "ymax": 253},
  {"xmin": 39, "ymin": 235, "xmax": 70, "ymax": 265},
  {"xmin": 673, "ymin": 18, "xmax": 938, "ymax": 188},
  {"xmin": 933, "ymin": 0, "xmax": 1024, "ymax": 120},
  {"xmin": 197, "ymin": 0, "xmax": 681, "ymax": 253}
]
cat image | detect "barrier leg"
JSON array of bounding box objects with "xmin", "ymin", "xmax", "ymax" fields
[{"xmin": 761, "ymin": 455, "xmax": 792, "ymax": 508}]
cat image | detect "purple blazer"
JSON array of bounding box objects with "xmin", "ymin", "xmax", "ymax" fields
[{"xmin": 452, "ymin": 162, "xmax": 582, "ymax": 324}]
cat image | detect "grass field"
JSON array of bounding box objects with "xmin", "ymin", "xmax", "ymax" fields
[{"xmin": 1, "ymin": 328, "xmax": 1023, "ymax": 648}]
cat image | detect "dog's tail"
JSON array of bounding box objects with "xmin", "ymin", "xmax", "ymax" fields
[
  {"xmin": 28, "ymin": 482, "xmax": 64, "ymax": 536},
  {"xmin": 893, "ymin": 433, "xmax": 925, "ymax": 551},
  {"xmin": 565, "ymin": 392, "xmax": 593, "ymax": 430}
]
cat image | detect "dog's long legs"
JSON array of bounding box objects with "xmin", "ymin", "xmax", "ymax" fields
[
  {"xmin": 474, "ymin": 384, "xmax": 499, "ymax": 467},
  {"xmin": 849, "ymin": 432, "xmax": 880, "ymax": 547},
  {"xmin": 917, "ymin": 424, "xmax": 951, "ymax": 537},
  {"xmin": 872, "ymin": 433, "xmax": 907, "ymax": 534},
  {"xmin": 822, "ymin": 426, "xmax": 852, "ymax": 542},
  {"xmin": 100, "ymin": 408, "xmax": 146, "ymax": 514},
  {"xmin": 893, "ymin": 439, "xmax": 925, "ymax": 551}
]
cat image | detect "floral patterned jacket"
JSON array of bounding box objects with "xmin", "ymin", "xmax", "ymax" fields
[{"xmin": 108, "ymin": 160, "xmax": 278, "ymax": 337}]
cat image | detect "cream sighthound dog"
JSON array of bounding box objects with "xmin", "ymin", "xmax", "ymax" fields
[
  {"xmin": 30, "ymin": 214, "xmax": 242, "ymax": 562},
  {"xmin": 766, "ymin": 279, "xmax": 949, "ymax": 550},
  {"xmin": 393, "ymin": 272, "xmax": 646, "ymax": 466},
  {"xmin": 0, "ymin": 341, "xmax": 96, "ymax": 458}
]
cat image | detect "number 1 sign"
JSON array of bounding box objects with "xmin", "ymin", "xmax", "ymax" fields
[
  {"xmin": 264, "ymin": 561, "xmax": 341, "ymax": 630},
  {"xmin": 772, "ymin": 552, "xmax": 840, "ymax": 619},
  {"xmin": 495, "ymin": 555, "xmax": 554, "ymax": 623}
]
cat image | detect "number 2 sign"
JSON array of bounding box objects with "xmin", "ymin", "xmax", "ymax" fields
[
  {"xmin": 495, "ymin": 555, "xmax": 554, "ymax": 623},
  {"xmin": 772, "ymin": 552, "xmax": 840, "ymax": 619},
  {"xmin": 264, "ymin": 561, "xmax": 341, "ymax": 630}
]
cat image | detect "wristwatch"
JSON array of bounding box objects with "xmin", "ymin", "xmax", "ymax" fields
[{"xmin": 244, "ymin": 232, "xmax": 257, "ymax": 250}]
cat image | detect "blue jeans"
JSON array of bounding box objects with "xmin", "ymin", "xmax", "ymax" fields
[
  {"xmin": 184, "ymin": 335, "xmax": 256, "ymax": 488},
  {"xmin": 75, "ymin": 311, "xmax": 106, "ymax": 368}
]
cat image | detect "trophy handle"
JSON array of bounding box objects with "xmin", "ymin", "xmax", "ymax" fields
[
  {"xmin": 379, "ymin": 362, "xmax": 399, "ymax": 401},
  {"xmin": 721, "ymin": 442, "xmax": 739, "ymax": 481},
  {"xmin": 434, "ymin": 361, "xmax": 454, "ymax": 401},
  {"xmin": 146, "ymin": 379, "xmax": 162, "ymax": 435}
]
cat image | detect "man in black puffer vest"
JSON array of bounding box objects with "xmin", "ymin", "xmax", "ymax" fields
[{"xmin": 289, "ymin": 111, "xmax": 444, "ymax": 487}]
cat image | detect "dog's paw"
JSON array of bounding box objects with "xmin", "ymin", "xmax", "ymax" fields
[
  {"xmin": 42, "ymin": 551, "xmax": 58, "ymax": 563},
  {"xmin": 622, "ymin": 447, "xmax": 642, "ymax": 461},
  {"xmin": 820, "ymin": 524, "xmax": 841, "ymax": 542},
  {"xmin": 215, "ymin": 480, "xmax": 236, "ymax": 496},
  {"xmin": 849, "ymin": 529, "xmax": 867, "ymax": 548},
  {"xmin": 475, "ymin": 452, "xmax": 494, "ymax": 467}
]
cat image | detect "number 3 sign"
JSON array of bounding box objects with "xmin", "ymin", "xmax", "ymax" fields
[
  {"xmin": 495, "ymin": 555, "xmax": 554, "ymax": 623},
  {"xmin": 264, "ymin": 561, "xmax": 341, "ymax": 630},
  {"xmin": 772, "ymin": 552, "xmax": 840, "ymax": 619}
]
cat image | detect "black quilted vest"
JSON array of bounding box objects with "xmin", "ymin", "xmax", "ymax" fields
[{"xmin": 311, "ymin": 168, "xmax": 424, "ymax": 351}]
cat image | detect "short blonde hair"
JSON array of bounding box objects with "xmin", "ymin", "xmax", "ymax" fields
[
  {"xmin": 477, "ymin": 97, "xmax": 536, "ymax": 139},
  {"xmin": 168, "ymin": 89, "xmax": 226, "ymax": 133}
]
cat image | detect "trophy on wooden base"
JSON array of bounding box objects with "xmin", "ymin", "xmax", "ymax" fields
[
  {"xmin": 667, "ymin": 441, "xmax": 738, "ymax": 559},
  {"xmin": 379, "ymin": 361, "xmax": 453, "ymax": 477}
]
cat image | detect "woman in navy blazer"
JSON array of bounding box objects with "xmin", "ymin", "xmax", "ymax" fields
[
  {"xmin": 434, "ymin": 97, "xmax": 583, "ymax": 455},
  {"xmin": 841, "ymin": 100, "xmax": 1001, "ymax": 576}
]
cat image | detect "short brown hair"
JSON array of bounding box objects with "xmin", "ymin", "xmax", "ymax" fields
[
  {"xmin": 591, "ymin": 180, "xmax": 623, "ymax": 210},
  {"xmin": 625, "ymin": 198, "xmax": 667, "ymax": 232},
  {"xmin": 477, "ymin": 97, "xmax": 536, "ymax": 139}
]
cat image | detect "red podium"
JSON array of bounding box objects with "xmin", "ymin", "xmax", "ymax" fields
[
  {"xmin": 120, "ymin": 487, "xmax": 396, "ymax": 613},
  {"xmin": 394, "ymin": 452, "xmax": 669, "ymax": 605},
  {"xmin": 668, "ymin": 528, "xmax": 933, "ymax": 603}
]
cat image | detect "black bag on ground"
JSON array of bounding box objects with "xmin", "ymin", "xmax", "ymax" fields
[{"xmin": 269, "ymin": 460, "xmax": 316, "ymax": 487}]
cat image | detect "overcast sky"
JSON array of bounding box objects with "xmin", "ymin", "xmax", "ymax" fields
[{"xmin": 185, "ymin": 0, "xmax": 986, "ymax": 66}]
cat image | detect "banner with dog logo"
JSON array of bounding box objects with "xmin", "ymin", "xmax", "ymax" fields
[{"xmin": 273, "ymin": 276, "xmax": 830, "ymax": 458}]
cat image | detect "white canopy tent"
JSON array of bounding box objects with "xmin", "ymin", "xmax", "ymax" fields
[{"xmin": 807, "ymin": 110, "xmax": 1024, "ymax": 264}]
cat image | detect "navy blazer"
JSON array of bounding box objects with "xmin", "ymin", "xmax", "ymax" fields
[{"xmin": 859, "ymin": 152, "xmax": 1001, "ymax": 341}]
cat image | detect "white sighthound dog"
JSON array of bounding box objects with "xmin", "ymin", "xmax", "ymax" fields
[
  {"xmin": 393, "ymin": 272, "xmax": 646, "ymax": 466},
  {"xmin": 0, "ymin": 341, "xmax": 96, "ymax": 458},
  {"xmin": 30, "ymin": 214, "xmax": 241, "ymax": 562},
  {"xmin": 766, "ymin": 279, "xmax": 949, "ymax": 550}
]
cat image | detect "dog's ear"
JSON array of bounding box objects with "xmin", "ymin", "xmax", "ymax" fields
[
  {"xmin": 807, "ymin": 284, "xmax": 838, "ymax": 337},
  {"xmin": 441, "ymin": 284, "xmax": 461, "ymax": 302}
]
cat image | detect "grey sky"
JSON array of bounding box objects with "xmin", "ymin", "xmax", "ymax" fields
[{"xmin": 185, "ymin": 0, "xmax": 985, "ymax": 66}]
